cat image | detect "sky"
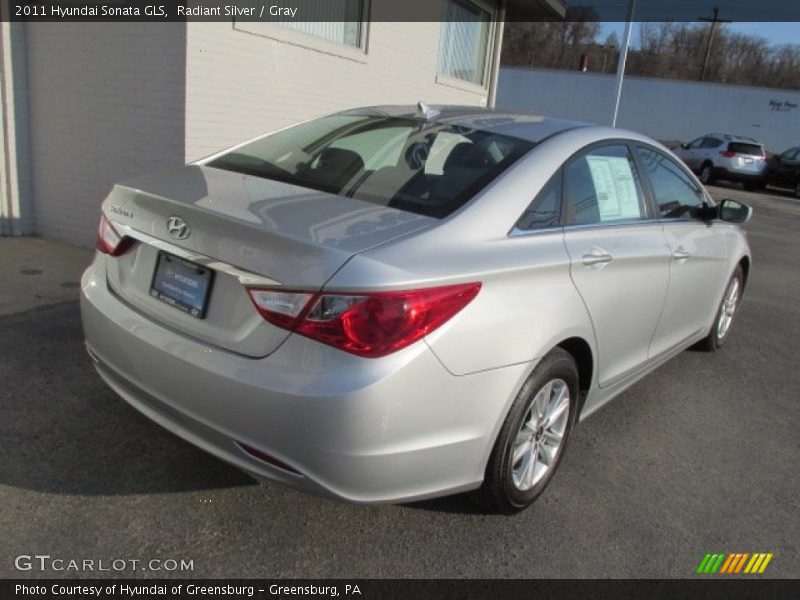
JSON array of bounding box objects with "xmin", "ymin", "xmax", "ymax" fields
[{"xmin": 599, "ymin": 22, "xmax": 800, "ymax": 48}]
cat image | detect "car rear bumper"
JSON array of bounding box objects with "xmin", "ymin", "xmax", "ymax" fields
[
  {"xmin": 80, "ymin": 254, "xmax": 529, "ymax": 503},
  {"xmin": 712, "ymin": 166, "xmax": 766, "ymax": 183}
]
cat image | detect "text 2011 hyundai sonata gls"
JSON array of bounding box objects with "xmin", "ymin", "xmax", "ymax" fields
[{"xmin": 81, "ymin": 105, "xmax": 752, "ymax": 513}]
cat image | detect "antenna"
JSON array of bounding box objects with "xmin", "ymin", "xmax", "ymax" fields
[{"xmin": 416, "ymin": 102, "xmax": 441, "ymax": 121}]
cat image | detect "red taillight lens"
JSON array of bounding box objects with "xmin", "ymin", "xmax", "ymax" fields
[
  {"xmin": 720, "ymin": 150, "xmax": 736, "ymax": 158},
  {"xmin": 96, "ymin": 214, "xmax": 133, "ymax": 256},
  {"xmin": 247, "ymin": 283, "xmax": 481, "ymax": 358}
]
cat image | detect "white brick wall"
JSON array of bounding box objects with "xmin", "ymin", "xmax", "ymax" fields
[
  {"xmin": 25, "ymin": 23, "xmax": 186, "ymax": 246},
  {"xmin": 185, "ymin": 21, "xmax": 488, "ymax": 160}
]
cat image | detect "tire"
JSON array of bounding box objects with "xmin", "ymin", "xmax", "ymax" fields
[
  {"xmin": 477, "ymin": 348, "xmax": 579, "ymax": 514},
  {"xmin": 699, "ymin": 163, "xmax": 714, "ymax": 185},
  {"xmin": 696, "ymin": 265, "xmax": 744, "ymax": 352}
]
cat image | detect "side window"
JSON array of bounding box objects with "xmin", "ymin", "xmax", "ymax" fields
[
  {"xmin": 701, "ymin": 137, "xmax": 721, "ymax": 149},
  {"xmin": 563, "ymin": 145, "xmax": 648, "ymax": 226},
  {"xmin": 637, "ymin": 147, "xmax": 707, "ymax": 220},
  {"xmin": 514, "ymin": 171, "xmax": 562, "ymax": 231}
]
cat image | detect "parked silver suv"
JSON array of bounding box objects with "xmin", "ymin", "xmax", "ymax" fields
[{"xmin": 674, "ymin": 134, "xmax": 767, "ymax": 190}]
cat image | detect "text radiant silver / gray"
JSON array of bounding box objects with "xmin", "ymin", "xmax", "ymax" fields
[{"xmin": 81, "ymin": 106, "xmax": 752, "ymax": 513}]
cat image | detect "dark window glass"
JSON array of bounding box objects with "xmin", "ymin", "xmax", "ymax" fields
[
  {"xmin": 515, "ymin": 172, "xmax": 562, "ymax": 231},
  {"xmin": 701, "ymin": 137, "xmax": 722, "ymax": 148},
  {"xmin": 563, "ymin": 145, "xmax": 647, "ymax": 226},
  {"xmin": 688, "ymin": 137, "xmax": 705, "ymax": 149},
  {"xmin": 727, "ymin": 142, "xmax": 764, "ymax": 156},
  {"xmin": 207, "ymin": 114, "xmax": 534, "ymax": 219},
  {"xmin": 637, "ymin": 147, "xmax": 706, "ymax": 219}
]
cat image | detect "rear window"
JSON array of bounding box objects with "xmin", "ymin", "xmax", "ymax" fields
[
  {"xmin": 727, "ymin": 142, "xmax": 764, "ymax": 156},
  {"xmin": 207, "ymin": 114, "xmax": 535, "ymax": 218}
]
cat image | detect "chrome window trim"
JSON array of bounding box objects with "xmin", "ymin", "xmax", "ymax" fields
[{"xmin": 509, "ymin": 218, "xmax": 665, "ymax": 238}]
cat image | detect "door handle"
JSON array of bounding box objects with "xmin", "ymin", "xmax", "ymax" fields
[
  {"xmin": 672, "ymin": 247, "xmax": 691, "ymax": 261},
  {"xmin": 582, "ymin": 248, "xmax": 613, "ymax": 267}
]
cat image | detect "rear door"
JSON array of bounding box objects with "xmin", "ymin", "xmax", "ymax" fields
[
  {"xmin": 635, "ymin": 146, "xmax": 729, "ymax": 356},
  {"xmin": 562, "ymin": 143, "xmax": 670, "ymax": 387},
  {"xmin": 681, "ymin": 137, "xmax": 706, "ymax": 171},
  {"xmin": 699, "ymin": 136, "xmax": 723, "ymax": 166}
]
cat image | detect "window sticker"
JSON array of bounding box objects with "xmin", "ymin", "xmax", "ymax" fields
[{"xmin": 585, "ymin": 156, "xmax": 642, "ymax": 221}]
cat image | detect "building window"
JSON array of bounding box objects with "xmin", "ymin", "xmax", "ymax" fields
[
  {"xmin": 272, "ymin": 0, "xmax": 366, "ymax": 48},
  {"xmin": 438, "ymin": 0, "xmax": 493, "ymax": 86}
]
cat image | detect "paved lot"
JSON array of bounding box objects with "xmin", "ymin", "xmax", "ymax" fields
[{"xmin": 1, "ymin": 185, "xmax": 798, "ymax": 579}]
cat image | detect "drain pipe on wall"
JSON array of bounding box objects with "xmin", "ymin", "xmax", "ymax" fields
[
  {"xmin": 611, "ymin": 0, "xmax": 636, "ymax": 127},
  {"xmin": 487, "ymin": 1, "xmax": 506, "ymax": 108}
]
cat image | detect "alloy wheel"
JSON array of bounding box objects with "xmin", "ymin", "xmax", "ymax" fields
[
  {"xmin": 510, "ymin": 378, "xmax": 570, "ymax": 491},
  {"xmin": 717, "ymin": 277, "xmax": 740, "ymax": 340}
]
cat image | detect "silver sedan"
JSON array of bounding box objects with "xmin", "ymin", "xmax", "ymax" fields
[{"xmin": 81, "ymin": 105, "xmax": 752, "ymax": 513}]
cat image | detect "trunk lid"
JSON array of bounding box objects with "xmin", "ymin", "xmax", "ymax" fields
[{"xmin": 101, "ymin": 165, "xmax": 435, "ymax": 357}]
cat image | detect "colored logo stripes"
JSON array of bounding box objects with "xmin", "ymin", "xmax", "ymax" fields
[{"xmin": 696, "ymin": 552, "xmax": 773, "ymax": 574}]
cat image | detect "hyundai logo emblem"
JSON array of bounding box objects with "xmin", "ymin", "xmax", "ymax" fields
[{"xmin": 166, "ymin": 216, "xmax": 190, "ymax": 240}]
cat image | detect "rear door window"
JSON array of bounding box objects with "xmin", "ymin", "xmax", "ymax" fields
[{"xmin": 563, "ymin": 145, "xmax": 648, "ymax": 226}]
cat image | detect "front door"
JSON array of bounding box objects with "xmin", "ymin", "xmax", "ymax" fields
[{"xmin": 635, "ymin": 147, "xmax": 729, "ymax": 356}]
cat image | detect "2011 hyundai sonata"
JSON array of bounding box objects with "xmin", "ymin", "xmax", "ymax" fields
[{"xmin": 81, "ymin": 105, "xmax": 752, "ymax": 513}]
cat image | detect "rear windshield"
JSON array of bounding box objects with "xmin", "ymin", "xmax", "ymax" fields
[
  {"xmin": 727, "ymin": 142, "xmax": 764, "ymax": 156},
  {"xmin": 207, "ymin": 114, "xmax": 535, "ymax": 218}
]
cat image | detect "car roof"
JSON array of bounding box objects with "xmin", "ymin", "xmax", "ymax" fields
[
  {"xmin": 336, "ymin": 104, "xmax": 590, "ymax": 144},
  {"xmin": 706, "ymin": 133, "xmax": 762, "ymax": 144}
]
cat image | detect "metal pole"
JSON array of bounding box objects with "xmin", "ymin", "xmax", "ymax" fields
[
  {"xmin": 612, "ymin": 0, "xmax": 636, "ymax": 127},
  {"xmin": 487, "ymin": 0, "xmax": 506, "ymax": 108}
]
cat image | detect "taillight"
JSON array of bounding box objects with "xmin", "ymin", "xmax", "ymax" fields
[
  {"xmin": 96, "ymin": 214, "xmax": 133, "ymax": 256},
  {"xmin": 720, "ymin": 150, "xmax": 736, "ymax": 158},
  {"xmin": 247, "ymin": 283, "xmax": 481, "ymax": 358}
]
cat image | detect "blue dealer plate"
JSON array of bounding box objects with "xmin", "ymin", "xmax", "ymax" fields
[{"xmin": 150, "ymin": 252, "xmax": 213, "ymax": 318}]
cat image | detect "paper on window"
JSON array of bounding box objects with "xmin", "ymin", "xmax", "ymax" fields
[{"xmin": 585, "ymin": 156, "xmax": 642, "ymax": 221}]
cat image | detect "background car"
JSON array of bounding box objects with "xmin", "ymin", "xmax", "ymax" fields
[
  {"xmin": 764, "ymin": 146, "xmax": 800, "ymax": 197},
  {"xmin": 673, "ymin": 133, "xmax": 767, "ymax": 189},
  {"xmin": 81, "ymin": 106, "xmax": 752, "ymax": 514}
]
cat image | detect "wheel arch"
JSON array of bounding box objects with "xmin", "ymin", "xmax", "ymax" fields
[
  {"xmin": 556, "ymin": 337, "xmax": 594, "ymax": 416},
  {"xmin": 738, "ymin": 255, "xmax": 751, "ymax": 290}
]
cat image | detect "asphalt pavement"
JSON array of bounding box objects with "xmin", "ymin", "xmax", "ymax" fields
[{"xmin": 1, "ymin": 184, "xmax": 798, "ymax": 578}]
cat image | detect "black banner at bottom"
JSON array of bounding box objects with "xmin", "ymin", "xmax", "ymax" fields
[{"xmin": 4, "ymin": 579, "xmax": 800, "ymax": 600}]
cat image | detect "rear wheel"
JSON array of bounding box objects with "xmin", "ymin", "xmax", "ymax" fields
[
  {"xmin": 699, "ymin": 163, "xmax": 714, "ymax": 185},
  {"xmin": 477, "ymin": 348, "xmax": 578, "ymax": 514},
  {"xmin": 697, "ymin": 266, "xmax": 744, "ymax": 352}
]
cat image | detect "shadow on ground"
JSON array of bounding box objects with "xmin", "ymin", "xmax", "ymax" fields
[{"xmin": 0, "ymin": 302, "xmax": 256, "ymax": 496}]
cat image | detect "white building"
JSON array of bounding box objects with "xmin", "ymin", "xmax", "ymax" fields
[{"xmin": 0, "ymin": 0, "xmax": 565, "ymax": 246}]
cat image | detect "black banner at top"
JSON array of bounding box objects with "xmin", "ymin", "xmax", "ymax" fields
[{"xmin": 5, "ymin": 0, "xmax": 800, "ymax": 22}]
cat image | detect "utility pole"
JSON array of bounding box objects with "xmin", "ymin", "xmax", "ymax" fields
[{"xmin": 699, "ymin": 6, "xmax": 731, "ymax": 81}]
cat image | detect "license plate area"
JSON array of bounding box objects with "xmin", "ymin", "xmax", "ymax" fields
[{"xmin": 150, "ymin": 251, "xmax": 213, "ymax": 318}]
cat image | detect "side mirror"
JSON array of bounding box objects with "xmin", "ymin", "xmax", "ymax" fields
[
  {"xmin": 680, "ymin": 143, "xmax": 689, "ymax": 150},
  {"xmin": 718, "ymin": 198, "xmax": 752, "ymax": 224}
]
